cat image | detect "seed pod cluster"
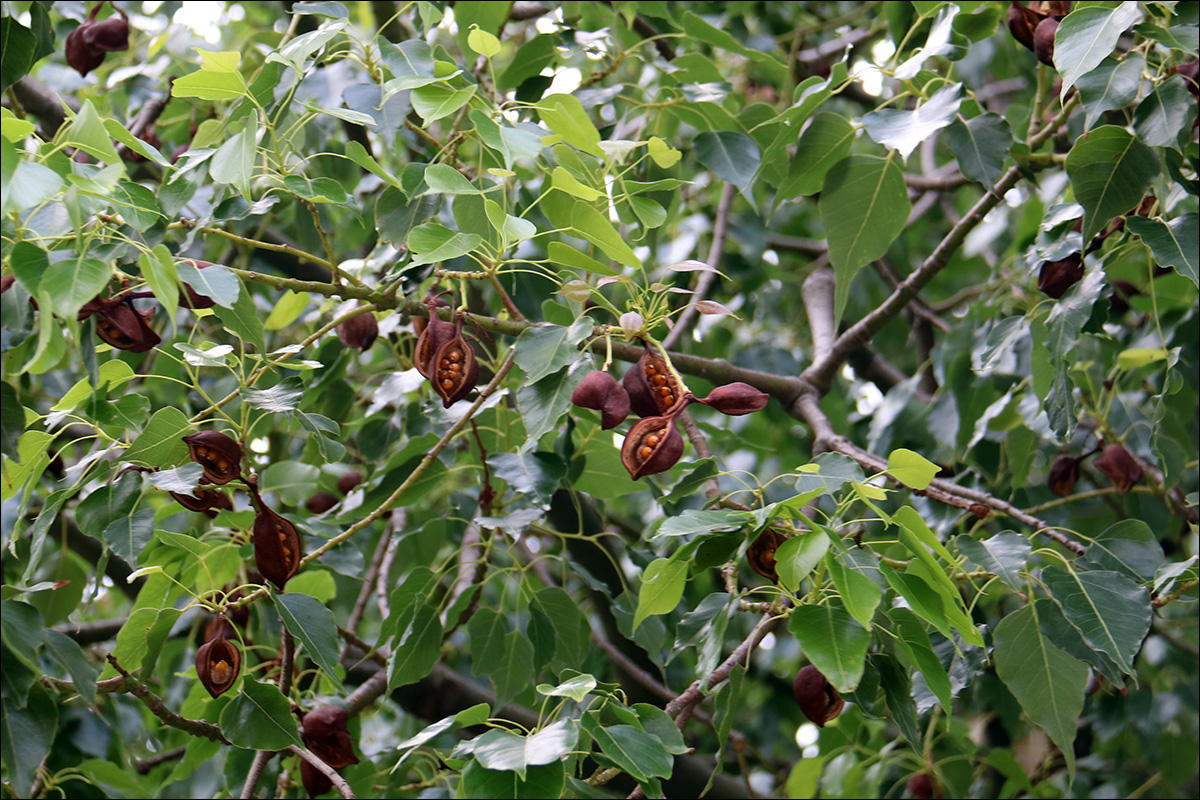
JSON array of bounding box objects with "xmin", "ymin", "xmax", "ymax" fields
[
  {"xmin": 793, "ymin": 664, "xmax": 844, "ymax": 727},
  {"xmin": 300, "ymin": 705, "xmax": 360, "ymax": 797},
  {"xmin": 252, "ymin": 498, "xmax": 302, "ymax": 590},
  {"xmin": 65, "ymin": 1, "xmax": 129, "ymax": 77},
  {"xmin": 183, "ymin": 431, "xmax": 243, "ymax": 485},
  {"xmin": 195, "ymin": 620, "xmax": 241, "ymax": 698}
]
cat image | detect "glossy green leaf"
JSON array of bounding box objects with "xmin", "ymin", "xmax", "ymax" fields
[
  {"xmin": 945, "ymin": 112, "xmax": 1012, "ymax": 186},
  {"xmin": 1041, "ymin": 567, "xmax": 1151, "ymax": 678},
  {"xmin": 694, "ymin": 130, "xmax": 760, "ymax": 196},
  {"xmin": 411, "ymin": 84, "xmax": 476, "ymax": 123},
  {"xmin": 514, "ymin": 318, "xmax": 592, "ymax": 386},
  {"xmin": 582, "ymin": 717, "xmax": 674, "ymax": 782},
  {"xmin": 862, "ymin": 83, "xmax": 962, "ymax": 160},
  {"xmin": 1055, "ymin": 2, "xmax": 1141, "ymax": 98},
  {"xmin": 826, "ymin": 551, "xmax": 881, "ymax": 629},
  {"xmin": 473, "ymin": 719, "xmax": 578, "ymax": 779},
  {"xmin": 1084, "ymin": 519, "xmax": 1166, "ymax": 581},
  {"xmin": 776, "ymin": 532, "xmax": 829, "ymax": 592},
  {"xmin": 538, "ymin": 94, "xmax": 603, "ymax": 157},
  {"xmin": 1125, "ymin": 214, "xmax": 1198, "ymax": 287},
  {"xmin": 634, "ymin": 558, "xmax": 687, "ymax": 630},
  {"xmin": 789, "ymin": 603, "xmax": 871, "ymax": 692},
  {"xmin": 1077, "ymin": 55, "xmax": 1144, "ymax": 130},
  {"xmin": 888, "ymin": 608, "xmax": 953, "ymax": 710},
  {"xmin": 273, "ymin": 589, "xmax": 343, "ymax": 687},
  {"xmin": 776, "ymin": 112, "xmax": 855, "ymax": 201},
  {"xmin": 388, "ymin": 604, "xmax": 443, "ymax": 690},
  {"xmin": 461, "ymin": 759, "xmax": 566, "ymax": 800},
  {"xmin": 219, "ymin": 679, "xmax": 303, "ymax": 750},
  {"xmin": 1066, "ymin": 128, "xmax": 1158, "ymax": 243},
  {"xmin": 954, "ymin": 532, "xmax": 1030, "ymax": 590}
]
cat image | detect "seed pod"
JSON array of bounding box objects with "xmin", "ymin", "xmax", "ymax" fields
[
  {"xmin": 338, "ymin": 305, "xmax": 378, "ymax": 351},
  {"xmin": 1007, "ymin": 2, "xmax": 1043, "ymax": 52},
  {"xmin": 697, "ymin": 382, "xmax": 770, "ymax": 416},
  {"xmin": 300, "ymin": 760, "xmax": 333, "ymax": 799},
  {"xmin": 195, "ymin": 632, "xmax": 241, "ymax": 698},
  {"xmin": 204, "ymin": 614, "xmax": 236, "ymax": 644},
  {"xmin": 177, "ymin": 260, "xmax": 219, "ymax": 310},
  {"xmin": 1034, "ymin": 17, "xmax": 1058, "ymax": 66},
  {"xmin": 1, "ymin": 275, "xmax": 14, "ymax": 294},
  {"xmin": 182, "ymin": 431, "xmax": 243, "ymax": 485},
  {"xmin": 1172, "ymin": 60, "xmax": 1199, "ymax": 100},
  {"xmin": 302, "ymin": 705, "xmax": 360, "ymax": 770},
  {"xmin": 431, "ymin": 320, "xmax": 479, "ymax": 408},
  {"xmin": 907, "ymin": 773, "xmax": 938, "ymax": 799},
  {"xmin": 747, "ymin": 530, "xmax": 787, "ymax": 582},
  {"xmin": 1094, "ymin": 444, "xmax": 1143, "ymax": 494},
  {"xmin": 95, "ymin": 301, "xmax": 161, "ymax": 352},
  {"xmin": 253, "ymin": 501, "xmax": 302, "ymax": 590},
  {"xmin": 1037, "ymin": 252, "xmax": 1083, "ymax": 298},
  {"xmin": 621, "ymin": 415, "xmax": 684, "ymax": 480},
  {"xmin": 1047, "ymin": 454, "xmax": 1082, "ymax": 497},
  {"xmin": 306, "ymin": 493, "xmax": 338, "ymax": 514},
  {"xmin": 170, "ymin": 486, "xmax": 233, "ymax": 517},
  {"xmin": 337, "ymin": 471, "xmax": 363, "ymax": 495},
  {"xmin": 793, "ymin": 664, "xmax": 844, "ymax": 727},
  {"xmin": 414, "ymin": 297, "xmax": 456, "ymax": 379},
  {"xmin": 571, "ymin": 370, "xmax": 632, "ymax": 429},
  {"xmin": 1036, "ymin": 0, "xmax": 1072, "ymax": 20},
  {"xmin": 623, "ymin": 351, "xmax": 689, "ymax": 417}
]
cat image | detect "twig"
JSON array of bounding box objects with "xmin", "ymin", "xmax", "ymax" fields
[
  {"xmin": 289, "ymin": 745, "xmax": 356, "ymax": 799},
  {"xmin": 105, "ymin": 655, "xmax": 230, "ymax": 744},
  {"xmin": 663, "ymin": 182, "xmax": 736, "ymax": 350},
  {"xmin": 134, "ymin": 746, "xmax": 187, "ymax": 774}
]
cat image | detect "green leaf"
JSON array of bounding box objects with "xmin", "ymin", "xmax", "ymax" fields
[
  {"xmin": 103, "ymin": 508, "xmax": 155, "ymax": 566},
  {"xmin": 878, "ymin": 562, "xmax": 955, "ymax": 642},
  {"xmin": 376, "ymin": 186, "xmax": 439, "ymax": 246},
  {"xmin": 568, "ymin": 200, "xmax": 642, "ymax": 269},
  {"xmin": 886, "ymin": 449, "xmax": 940, "ymax": 490},
  {"xmin": 652, "ymin": 508, "xmax": 753, "ymax": 539},
  {"xmin": 124, "ymin": 407, "xmax": 191, "ymax": 468},
  {"xmin": 43, "ymin": 256, "xmax": 111, "ymax": 322},
  {"xmin": 862, "ymin": 83, "xmax": 962, "ymax": 160},
  {"xmin": 0, "ymin": 16, "xmax": 39, "ymax": 94},
  {"xmin": 260, "ymin": 460, "xmax": 321, "ymax": 505},
  {"xmin": 1065, "ymin": 125, "xmax": 1157, "ymax": 245},
  {"xmin": 993, "ymin": 605, "xmax": 1088, "ymax": 777},
  {"xmin": 473, "ymin": 719, "xmax": 578, "ymax": 779},
  {"xmin": 64, "ymin": 102, "xmax": 122, "ymax": 166},
  {"xmin": 176, "ymin": 261, "xmax": 240, "ymax": 308},
  {"xmin": 209, "ymin": 128, "xmax": 256, "ymax": 199},
  {"xmin": 888, "ymin": 608, "xmax": 953, "ymax": 710},
  {"xmin": 582, "ymin": 717, "xmax": 674, "ymax": 782},
  {"xmin": 1135, "ymin": 77, "xmax": 1194, "ymax": 150},
  {"xmin": 76, "ymin": 471, "xmax": 141, "ymax": 538},
  {"xmin": 172, "ymin": 50, "xmax": 249, "ymax": 100},
  {"xmin": 219, "ymin": 680, "xmax": 304, "ymax": 750},
  {"xmin": 873, "ymin": 653, "xmax": 921, "ymax": 745},
  {"xmin": 694, "ymin": 130, "xmax": 760, "ymax": 197},
  {"xmin": 516, "ymin": 363, "xmax": 588, "ymax": 453},
  {"xmin": 1077, "ymin": 55, "xmax": 1144, "ymax": 130},
  {"xmin": 487, "ymin": 452, "xmax": 565, "ymax": 508},
  {"xmin": 389, "ymin": 605, "xmax": 443, "ymax": 689},
  {"xmin": 537, "ymin": 674, "xmax": 597, "ymax": 703},
  {"xmin": 538, "ymin": 94, "xmax": 603, "ymax": 157},
  {"xmin": 954, "ymin": 532, "xmax": 1030, "ymax": 591},
  {"xmin": 273, "ymin": 589, "xmax": 344, "ymax": 687},
  {"xmin": 826, "ymin": 551, "xmax": 881, "ymax": 629},
  {"xmin": 550, "ymin": 166, "xmax": 604, "ymax": 201},
  {"xmin": 789, "ymin": 604, "xmax": 871, "ymax": 692},
  {"xmin": 407, "ymin": 222, "xmax": 484, "ymax": 266},
  {"xmin": 776, "ymin": 112, "xmax": 855, "ymax": 201},
  {"xmin": 461, "ymin": 759, "xmax": 566, "ymax": 800},
  {"xmin": 0, "ymin": 683, "xmax": 57, "ymax": 798},
  {"xmin": 634, "ymin": 558, "xmax": 687, "ymax": 630},
  {"xmin": 945, "ymin": 112, "xmax": 1012, "ymax": 186},
  {"xmin": 786, "ymin": 757, "xmax": 825, "ymax": 800},
  {"xmin": 412, "ymin": 84, "xmax": 476, "ymax": 123},
  {"xmin": 212, "ymin": 283, "xmax": 266, "ymax": 352},
  {"xmin": 1054, "ymin": 2, "xmax": 1141, "ymax": 99},
  {"xmin": 820, "ymin": 155, "xmax": 911, "ymax": 323},
  {"xmin": 1041, "ymin": 568, "xmax": 1151, "ymax": 679},
  {"xmin": 1084, "ymin": 519, "xmax": 1165, "ymax": 581},
  {"xmin": 1125, "ymin": 214, "xmax": 1198, "ymax": 287},
  {"xmin": 514, "ymin": 318, "xmax": 592, "ymax": 385},
  {"xmin": 497, "ymin": 34, "xmax": 558, "ymax": 90},
  {"xmin": 775, "ymin": 532, "xmax": 830, "ymax": 592},
  {"xmin": 425, "ymin": 163, "xmax": 485, "ymax": 195}
]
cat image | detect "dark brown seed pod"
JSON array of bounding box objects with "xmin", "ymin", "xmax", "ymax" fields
[
  {"xmin": 177, "ymin": 260, "xmax": 218, "ymax": 309},
  {"xmin": 94, "ymin": 301, "xmax": 161, "ymax": 352},
  {"xmin": 793, "ymin": 664, "xmax": 844, "ymax": 727},
  {"xmin": 571, "ymin": 370, "xmax": 632, "ymax": 429},
  {"xmin": 747, "ymin": 529, "xmax": 787, "ymax": 583},
  {"xmin": 65, "ymin": 14, "xmax": 129, "ymax": 77},
  {"xmin": 907, "ymin": 773, "xmax": 938, "ymax": 799},
  {"xmin": 204, "ymin": 614, "xmax": 236, "ymax": 644},
  {"xmin": 306, "ymin": 493, "xmax": 338, "ymax": 514},
  {"xmin": 1007, "ymin": 2, "xmax": 1043, "ymax": 52},
  {"xmin": 182, "ymin": 431, "xmax": 243, "ymax": 485},
  {"xmin": 337, "ymin": 471, "xmax": 363, "ymax": 495},
  {"xmin": 300, "ymin": 760, "xmax": 333, "ymax": 799},
  {"xmin": 1, "ymin": 274, "xmax": 14, "ymax": 294},
  {"xmin": 302, "ymin": 705, "xmax": 360, "ymax": 770},
  {"xmin": 1094, "ymin": 444, "xmax": 1143, "ymax": 494},
  {"xmin": 1047, "ymin": 454, "xmax": 1082, "ymax": 497},
  {"xmin": 623, "ymin": 351, "xmax": 689, "ymax": 417},
  {"xmin": 697, "ymin": 382, "xmax": 770, "ymax": 416},
  {"xmin": 1034, "ymin": 17, "xmax": 1058, "ymax": 66},
  {"xmin": 338, "ymin": 305, "xmax": 379, "ymax": 351},
  {"xmin": 195, "ymin": 632, "xmax": 241, "ymax": 698},
  {"xmin": 253, "ymin": 501, "xmax": 302, "ymax": 590},
  {"xmin": 621, "ymin": 415, "xmax": 685, "ymax": 480},
  {"xmin": 431, "ymin": 320, "xmax": 479, "ymax": 408},
  {"xmin": 170, "ymin": 486, "xmax": 232, "ymax": 517},
  {"xmin": 414, "ymin": 296, "xmax": 456, "ymax": 379},
  {"xmin": 1037, "ymin": 252, "xmax": 1083, "ymax": 298}
]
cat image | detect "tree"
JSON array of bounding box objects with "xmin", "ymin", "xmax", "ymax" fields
[{"xmin": 1, "ymin": 1, "xmax": 1197, "ymax": 797}]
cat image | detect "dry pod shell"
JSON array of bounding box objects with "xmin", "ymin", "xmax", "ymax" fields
[
  {"xmin": 300, "ymin": 760, "xmax": 332, "ymax": 799},
  {"xmin": 571, "ymin": 370, "xmax": 632, "ymax": 429},
  {"xmin": 170, "ymin": 486, "xmax": 233, "ymax": 517},
  {"xmin": 65, "ymin": 5, "xmax": 129, "ymax": 77},
  {"xmin": 621, "ymin": 415, "xmax": 684, "ymax": 480},
  {"xmin": 1037, "ymin": 253, "xmax": 1083, "ymax": 299},
  {"xmin": 196, "ymin": 631, "xmax": 241, "ymax": 698},
  {"xmin": 623, "ymin": 352, "xmax": 688, "ymax": 417},
  {"xmin": 1007, "ymin": 1, "xmax": 1042, "ymax": 52},
  {"xmin": 306, "ymin": 493, "xmax": 338, "ymax": 514},
  {"xmin": 92, "ymin": 301, "xmax": 161, "ymax": 353},
  {"xmin": 907, "ymin": 773, "xmax": 938, "ymax": 799},
  {"xmin": 183, "ymin": 431, "xmax": 243, "ymax": 485},
  {"xmin": 337, "ymin": 471, "xmax": 363, "ymax": 494},
  {"xmin": 747, "ymin": 529, "xmax": 787, "ymax": 583},
  {"xmin": 414, "ymin": 296, "xmax": 456, "ymax": 379},
  {"xmin": 338, "ymin": 305, "xmax": 379, "ymax": 351},
  {"xmin": 1094, "ymin": 444, "xmax": 1143, "ymax": 494},
  {"xmin": 253, "ymin": 501, "xmax": 302, "ymax": 590},
  {"xmin": 302, "ymin": 705, "xmax": 360, "ymax": 770},
  {"xmin": 697, "ymin": 382, "xmax": 770, "ymax": 416},
  {"xmin": 431, "ymin": 319, "xmax": 479, "ymax": 408},
  {"xmin": 1047, "ymin": 454, "xmax": 1082, "ymax": 497},
  {"xmin": 1034, "ymin": 17, "xmax": 1058, "ymax": 66},
  {"xmin": 793, "ymin": 664, "xmax": 844, "ymax": 727},
  {"xmin": 204, "ymin": 614, "xmax": 236, "ymax": 643}
]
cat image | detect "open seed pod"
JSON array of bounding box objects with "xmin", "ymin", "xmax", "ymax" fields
[
  {"xmin": 793, "ymin": 664, "xmax": 844, "ymax": 727},
  {"xmin": 183, "ymin": 431, "xmax": 243, "ymax": 485},
  {"xmin": 571, "ymin": 370, "xmax": 631, "ymax": 429},
  {"xmin": 621, "ymin": 415, "xmax": 685, "ymax": 480},
  {"xmin": 697, "ymin": 382, "xmax": 770, "ymax": 416},
  {"xmin": 747, "ymin": 529, "xmax": 787, "ymax": 582},
  {"xmin": 431, "ymin": 318, "xmax": 479, "ymax": 408},
  {"xmin": 1093, "ymin": 444, "xmax": 1143, "ymax": 494},
  {"xmin": 623, "ymin": 350, "xmax": 690, "ymax": 417},
  {"xmin": 253, "ymin": 500, "xmax": 302, "ymax": 590},
  {"xmin": 195, "ymin": 631, "xmax": 241, "ymax": 698},
  {"xmin": 170, "ymin": 486, "xmax": 233, "ymax": 517},
  {"xmin": 302, "ymin": 705, "xmax": 359, "ymax": 770},
  {"xmin": 94, "ymin": 301, "xmax": 161, "ymax": 353},
  {"xmin": 414, "ymin": 296, "xmax": 456, "ymax": 379}
]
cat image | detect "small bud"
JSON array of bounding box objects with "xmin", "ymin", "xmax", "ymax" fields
[
  {"xmin": 1093, "ymin": 444, "xmax": 1143, "ymax": 494},
  {"xmin": 306, "ymin": 493, "xmax": 338, "ymax": 514},
  {"xmin": 571, "ymin": 370, "xmax": 631, "ymax": 429},
  {"xmin": 338, "ymin": 305, "xmax": 378, "ymax": 351},
  {"xmin": 337, "ymin": 471, "xmax": 363, "ymax": 495},
  {"xmin": 697, "ymin": 382, "xmax": 769, "ymax": 416},
  {"xmin": 793, "ymin": 664, "xmax": 844, "ymax": 727},
  {"xmin": 1047, "ymin": 454, "xmax": 1082, "ymax": 497},
  {"xmin": 618, "ymin": 311, "xmax": 644, "ymax": 332},
  {"xmin": 182, "ymin": 431, "xmax": 243, "ymax": 485},
  {"xmin": 620, "ymin": 415, "xmax": 684, "ymax": 480},
  {"xmin": 1037, "ymin": 252, "xmax": 1083, "ymax": 299}
]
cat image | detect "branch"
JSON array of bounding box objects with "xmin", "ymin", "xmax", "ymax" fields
[
  {"xmin": 801, "ymin": 268, "xmax": 836, "ymax": 364},
  {"xmin": 290, "ymin": 745, "xmax": 356, "ymax": 799},
  {"xmin": 663, "ymin": 183, "xmax": 736, "ymax": 350},
  {"xmin": 134, "ymin": 746, "xmax": 187, "ymax": 774},
  {"xmin": 105, "ymin": 655, "xmax": 230, "ymax": 744}
]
